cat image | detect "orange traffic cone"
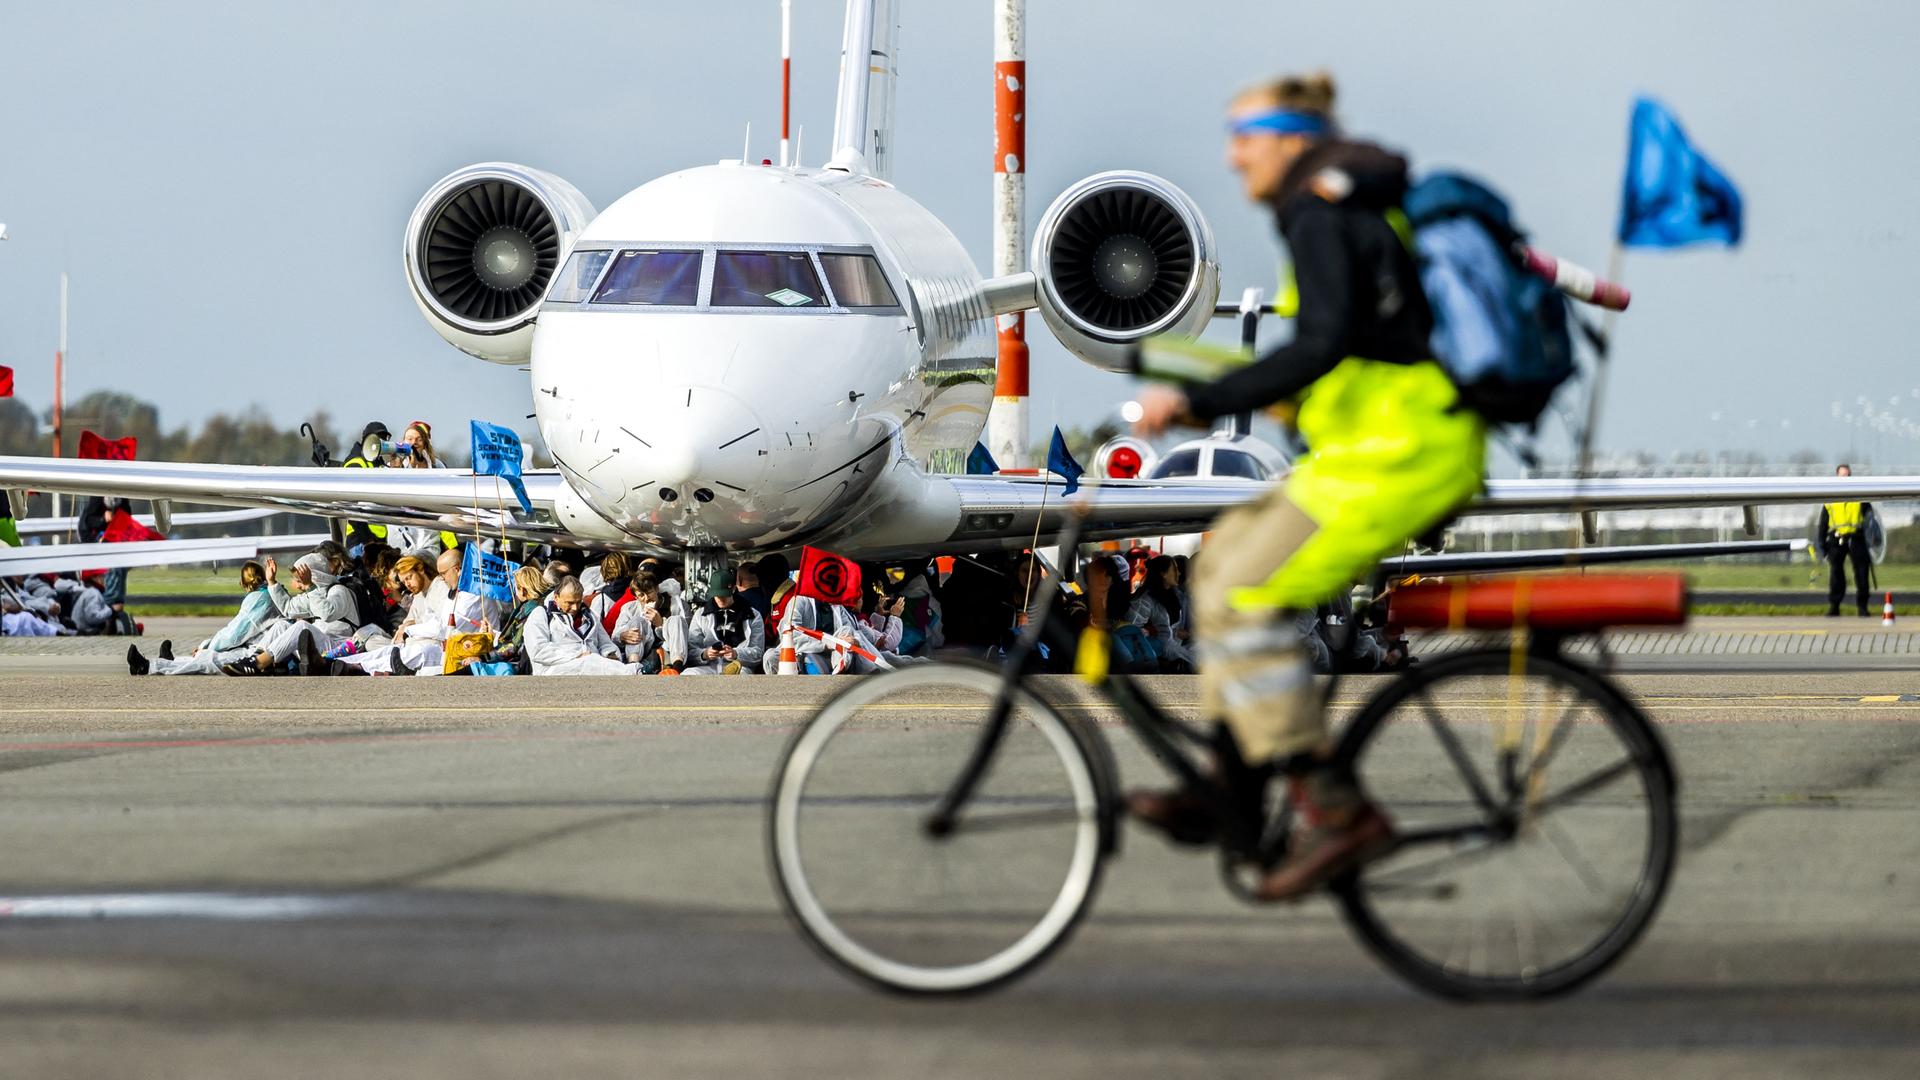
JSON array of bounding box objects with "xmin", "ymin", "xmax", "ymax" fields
[
  {"xmin": 1883, "ymin": 592, "xmax": 1896, "ymax": 628},
  {"xmin": 777, "ymin": 628, "xmax": 800, "ymax": 674}
]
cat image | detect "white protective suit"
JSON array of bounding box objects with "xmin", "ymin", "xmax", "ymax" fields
[
  {"xmin": 523, "ymin": 602, "xmax": 638, "ymax": 676},
  {"xmin": 152, "ymin": 588, "xmax": 281, "ymax": 675},
  {"xmin": 338, "ymin": 578, "xmax": 459, "ymax": 675},
  {"xmin": 680, "ymin": 601, "xmax": 765, "ymax": 676}
]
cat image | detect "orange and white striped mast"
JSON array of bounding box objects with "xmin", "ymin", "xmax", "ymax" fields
[
  {"xmin": 986, "ymin": 0, "xmax": 1028, "ymax": 468},
  {"xmin": 779, "ymin": 0, "xmax": 792, "ymax": 167}
]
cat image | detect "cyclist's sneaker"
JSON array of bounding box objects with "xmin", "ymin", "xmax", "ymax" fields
[
  {"xmin": 1126, "ymin": 785, "xmax": 1222, "ymax": 846},
  {"xmin": 1255, "ymin": 773, "xmax": 1395, "ymax": 903}
]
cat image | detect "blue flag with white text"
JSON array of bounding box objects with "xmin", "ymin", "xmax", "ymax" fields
[
  {"xmin": 1046, "ymin": 426, "xmax": 1084, "ymax": 496},
  {"xmin": 459, "ymin": 543, "xmax": 520, "ymax": 605},
  {"xmin": 966, "ymin": 442, "xmax": 999, "ymax": 475},
  {"xmin": 1617, "ymin": 97, "xmax": 1743, "ymax": 249},
  {"xmin": 470, "ymin": 420, "xmax": 534, "ymax": 515}
]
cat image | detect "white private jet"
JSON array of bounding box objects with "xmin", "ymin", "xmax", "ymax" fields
[{"xmin": 4, "ymin": 0, "xmax": 1917, "ymax": 589}]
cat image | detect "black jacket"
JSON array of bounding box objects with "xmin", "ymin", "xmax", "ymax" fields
[{"xmin": 1185, "ymin": 139, "xmax": 1434, "ymax": 420}]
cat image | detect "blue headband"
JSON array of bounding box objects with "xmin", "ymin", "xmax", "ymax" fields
[{"xmin": 1228, "ymin": 108, "xmax": 1330, "ymax": 137}]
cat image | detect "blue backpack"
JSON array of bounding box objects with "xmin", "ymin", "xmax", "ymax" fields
[{"xmin": 1403, "ymin": 172, "xmax": 1574, "ymax": 428}]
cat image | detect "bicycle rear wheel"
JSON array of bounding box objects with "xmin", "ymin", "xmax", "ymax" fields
[
  {"xmin": 1333, "ymin": 649, "xmax": 1677, "ymax": 1000},
  {"xmin": 768, "ymin": 662, "xmax": 1111, "ymax": 995}
]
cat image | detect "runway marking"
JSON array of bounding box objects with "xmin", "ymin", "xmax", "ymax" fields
[
  {"xmin": 0, "ymin": 692, "xmax": 1915, "ymax": 719},
  {"xmin": 0, "ymin": 892, "xmax": 391, "ymax": 921}
]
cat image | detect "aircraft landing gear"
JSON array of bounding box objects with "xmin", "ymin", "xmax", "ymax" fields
[{"xmin": 683, "ymin": 547, "xmax": 729, "ymax": 600}]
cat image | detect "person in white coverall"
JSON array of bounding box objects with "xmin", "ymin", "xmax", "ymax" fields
[
  {"xmin": 223, "ymin": 552, "xmax": 360, "ymax": 675},
  {"xmin": 128, "ymin": 561, "xmax": 280, "ymax": 675},
  {"xmin": 680, "ymin": 567, "xmax": 764, "ymax": 675},
  {"xmin": 333, "ymin": 551, "xmax": 464, "ymax": 675},
  {"xmin": 523, "ymin": 577, "xmax": 642, "ymax": 675}
]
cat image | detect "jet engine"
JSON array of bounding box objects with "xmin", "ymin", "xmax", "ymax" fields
[
  {"xmin": 1030, "ymin": 171, "xmax": 1219, "ymax": 371},
  {"xmin": 403, "ymin": 162, "xmax": 597, "ymax": 365}
]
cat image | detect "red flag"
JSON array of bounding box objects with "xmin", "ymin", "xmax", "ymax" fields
[
  {"xmin": 79, "ymin": 430, "xmax": 138, "ymax": 461},
  {"xmin": 0, "ymin": 365, "xmax": 12, "ymax": 397},
  {"xmin": 102, "ymin": 507, "xmax": 164, "ymax": 543},
  {"xmin": 796, "ymin": 546, "xmax": 861, "ymax": 608}
]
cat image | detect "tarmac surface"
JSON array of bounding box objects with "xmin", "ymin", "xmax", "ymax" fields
[{"xmin": 0, "ymin": 619, "xmax": 1915, "ymax": 1078}]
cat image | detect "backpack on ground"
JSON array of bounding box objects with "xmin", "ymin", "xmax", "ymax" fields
[{"xmin": 1402, "ymin": 172, "xmax": 1575, "ymax": 428}]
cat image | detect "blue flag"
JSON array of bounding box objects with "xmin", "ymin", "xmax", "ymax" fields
[
  {"xmin": 470, "ymin": 420, "xmax": 534, "ymax": 515},
  {"xmin": 459, "ymin": 543, "xmax": 520, "ymax": 605},
  {"xmin": 1046, "ymin": 426, "xmax": 1084, "ymax": 496},
  {"xmin": 1618, "ymin": 97, "xmax": 1742, "ymax": 249},
  {"xmin": 966, "ymin": 442, "xmax": 999, "ymax": 475}
]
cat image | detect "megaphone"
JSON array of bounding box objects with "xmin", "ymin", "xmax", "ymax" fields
[{"xmin": 361, "ymin": 435, "xmax": 413, "ymax": 461}]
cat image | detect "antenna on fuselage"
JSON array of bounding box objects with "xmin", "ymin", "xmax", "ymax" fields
[
  {"xmin": 794, "ymin": 124, "xmax": 805, "ymax": 169},
  {"xmin": 742, "ymin": 121, "xmax": 753, "ymax": 164}
]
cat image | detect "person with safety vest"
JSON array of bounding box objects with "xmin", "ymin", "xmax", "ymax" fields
[
  {"xmin": 1128, "ymin": 72, "xmax": 1486, "ymax": 901},
  {"xmin": 1817, "ymin": 463, "xmax": 1876, "ymax": 617},
  {"xmin": 341, "ymin": 420, "xmax": 392, "ymax": 551}
]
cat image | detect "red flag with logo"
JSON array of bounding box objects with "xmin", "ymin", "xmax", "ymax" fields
[
  {"xmin": 79, "ymin": 430, "xmax": 138, "ymax": 461},
  {"xmin": 0, "ymin": 365, "xmax": 13, "ymax": 397},
  {"xmin": 796, "ymin": 546, "xmax": 861, "ymax": 607}
]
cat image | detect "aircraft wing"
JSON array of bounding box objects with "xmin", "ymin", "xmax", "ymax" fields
[
  {"xmin": 1474, "ymin": 476, "xmax": 1920, "ymax": 513},
  {"xmin": 1, "ymin": 533, "xmax": 333, "ymax": 578},
  {"xmin": 1381, "ymin": 538, "xmax": 1804, "ymax": 578},
  {"xmin": 902, "ymin": 474, "xmax": 1920, "ymax": 558},
  {"xmin": 0, "ymin": 456, "xmax": 568, "ymax": 544},
  {"xmin": 14, "ymin": 507, "xmax": 279, "ymax": 537}
]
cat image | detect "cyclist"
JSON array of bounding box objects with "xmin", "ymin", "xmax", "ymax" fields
[{"xmin": 1129, "ymin": 72, "xmax": 1488, "ymax": 900}]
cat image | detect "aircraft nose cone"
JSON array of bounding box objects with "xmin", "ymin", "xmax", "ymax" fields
[{"xmin": 648, "ymin": 442, "xmax": 701, "ymax": 497}]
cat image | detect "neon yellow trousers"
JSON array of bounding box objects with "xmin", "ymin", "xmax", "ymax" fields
[{"xmin": 1193, "ymin": 359, "xmax": 1485, "ymax": 762}]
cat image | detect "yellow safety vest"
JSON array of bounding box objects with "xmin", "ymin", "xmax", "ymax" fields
[
  {"xmin": 341, "ymin": 457, "xmax": 389, "ymax": 540},
  {"xmin": 1825, "ymin": 501, "xmax": 1864, "ymax": 536}
]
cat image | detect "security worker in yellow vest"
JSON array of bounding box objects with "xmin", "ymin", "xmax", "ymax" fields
[
  {"xmin": 1128, "ymin": 72, "xmax": 1484, "ymax": 901},
  {"xmin": 1817, "ymin": 463, "xmax": 1874, "ymax": 617},
  {"xmin": 341, "ymin": 421, "xmax": 392, "ymax": 550}
]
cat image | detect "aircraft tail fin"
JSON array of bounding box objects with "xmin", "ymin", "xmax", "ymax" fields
[{"xmin": 829, "ymin": 0, "xmax": 898, "ymax": 179}]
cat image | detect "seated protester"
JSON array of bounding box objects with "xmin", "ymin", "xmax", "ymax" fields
[
  {"xmin": 735, "ymin": 562, "xmax": 772, "ymax": 625},
  {"xmin": 327, "ymin": 553, "xmax": 450, "ymax": 676},
  {"xmin": 2, "ymin": 586, "xmax": 67, "ymax": 637},
  {"xmin": 895, "ymin": 563, "xmax": 944, "ymax": 657},
  {"xmin": 14, "ymin": 575, "xmax": 62, "ymax": 620},
  {"xmin": 579, "ymin": 553, "xmax": 607, "ymax": 594},
  {"xmin": 65, "ymin": 571, "xmax": 119, "ymax": 635},
  {"xmin": 455, "ymin": 565, "xmax": 550, "ymax": 675},
  {"xmin": 609, "ymin": 571, "xmax": 670, "ymax": 673},
  {"xmin": 587, "ymin": 551, "xmax": 635, "ymax": 631},
  {"xmin": 523, "ymin": 577, "xmax": 640, "ymax": 676},
  {"xmin": 763, "ymin": 587, "xmax": 860, "ymax": 674},
  {"xmin": 1083, "ymin": 555, "xmax": 1158, "ymax": 674},
  {"xmin": 224, "ymin": 551, "xmax": 362, "ymax": 675},
  {"xmin": 1128, "ymin": 554, "xmax": 1197, "ymax": 673},
  {"xmin": 848, "ymin": 588, "xmax": 929, "ymax": 672},
  {"xmin": 682, "ymin": 568, "xmax": 764, "ymax": 676},
  {"xmin": 755, "ymin": 553, "xmax": 796, "ymax": 628},
  {"xmin": 129, "ymin": 561, "xmax": 279, "ymax": 675}
]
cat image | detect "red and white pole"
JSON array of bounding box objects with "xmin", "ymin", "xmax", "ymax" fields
[
  {"xmin": 779, "ymin": 0, "xmax": 792, "ymax": 168},
  {"xmin": 986, "ymin": 0, "xmax": 1028, "ymax": 469},
  {"xmin": 51, "ymin": 272, "xmax": 66, "ymax": 522}
]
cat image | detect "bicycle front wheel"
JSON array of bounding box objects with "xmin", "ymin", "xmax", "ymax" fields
[
  {"xmin": 1333, "ymin": 649, "xmax": 1678, "ymax": 1000},
  {"xmin": 768, "ymin": 662, "xmax": 1110, "ymax": 996}
]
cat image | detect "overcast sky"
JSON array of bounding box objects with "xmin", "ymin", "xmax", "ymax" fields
[{"xmin": 3, "ymin": 0, "xmax": 1916, "ymax": 468}]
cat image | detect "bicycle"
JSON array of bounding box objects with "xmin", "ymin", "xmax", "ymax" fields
[{"xmin": 767, "ymin": 520, "xmax": 1682, "ymax": 1001}]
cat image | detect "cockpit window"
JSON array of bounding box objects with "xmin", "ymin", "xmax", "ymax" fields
[
  {"xmin": 592, "ymin": 249, "xmax": 703, "ymax": 306},
  {"xmin": 547, "ymin": 250, "xmax": 613, "ymax": 304},
  {"xmin": 710, "ymin": 251, "xmax": 825, "ymax": 308},
  {"xmin": 1148, "ymin": 449, "xmax": 1202, "ymax": 479},
  {"xmin": 1212, "ymin": 450, "xmax": 1268, "ymax": 480},
  {"xmin": 818, "ymin": 252, "xmax": 900, "ymax": 310}
]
